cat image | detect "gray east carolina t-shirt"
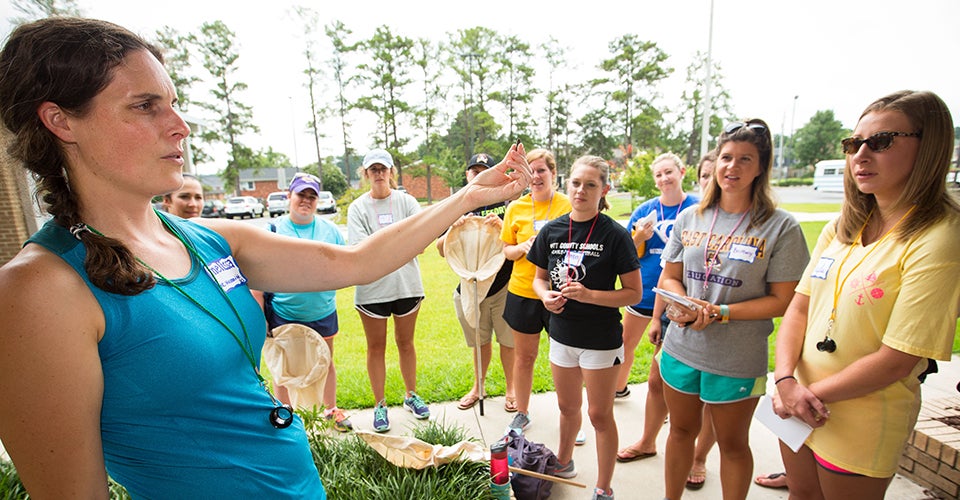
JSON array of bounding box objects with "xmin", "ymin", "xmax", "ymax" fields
[{"xmin": 661, "ymin": 206, "xmax": 809, "ymax": 378}]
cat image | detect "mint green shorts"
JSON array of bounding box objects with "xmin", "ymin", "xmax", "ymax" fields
[{"xmin": 659, "ymin": 350, "xmax": 766, "ymax": 403}]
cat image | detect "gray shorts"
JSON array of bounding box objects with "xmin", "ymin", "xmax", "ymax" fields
[{"xmin": 454, "ymin": 287, "xmax": 513, "ymax": 348}]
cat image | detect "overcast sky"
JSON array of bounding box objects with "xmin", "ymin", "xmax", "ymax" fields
[{"xmin": 3, "ymin": 0, "xmax": 958, "ymax": 174}]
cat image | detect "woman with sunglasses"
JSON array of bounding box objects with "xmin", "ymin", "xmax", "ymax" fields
[
  {"xmin": 771, "ymin": 91, "xmax": 960, "ymax": 499},
  {"xmin": 0, "ymin": 18, "xmax": 532, "ymax": 497},
  {"xmin": 658, "ymin": 119, "xmax": 809, "ymax": 499}
]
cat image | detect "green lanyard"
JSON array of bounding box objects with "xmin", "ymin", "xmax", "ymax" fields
[
  {"xmin": 87, "ymin": 214, "xmax": 262, "ymax": 382},
  {"xmin": 86, "ymin": 212, "xmax": 294, "ymax": 428}
]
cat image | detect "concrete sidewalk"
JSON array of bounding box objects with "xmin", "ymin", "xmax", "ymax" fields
[
  {"xmin": 0, "ymin": 358, "xmax": 952, "ymax": 499},
  {"xmin": 347, "ymin": 357, "xmax": 958, "ymax": 499}
]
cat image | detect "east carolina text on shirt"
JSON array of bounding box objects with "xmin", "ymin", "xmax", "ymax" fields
[{"xmin": 680, "ymin": 229, "xmax": 767, "ymax": 259}]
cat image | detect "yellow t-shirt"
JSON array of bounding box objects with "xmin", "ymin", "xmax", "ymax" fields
[
  {"xmin": 500, "ymin": 192, "xmax": 571, "ymax": 298},
  {"xmin": 796, "ymin": 212, "xmax": 960, "ymax": 477}
]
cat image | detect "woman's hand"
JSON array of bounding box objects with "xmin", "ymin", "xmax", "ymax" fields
[
  {"xmin": 664, "ymin": 301, "xmax": 698, "ymax": 326},
  {"xmin": 648, "ymin": 317, "xmax": 664, "ymax": 345},
  {"xmin": 482, "ymin": 212, "xmax": 503, "ymax": 230},
  {"xmin": 516, "ymin": 235, "xmax": 535, "ymax": 255},
  {"xmin": 633, "ymin": 221, "xmax": 655, "ymax": 243},
  {"xmin": 558, "ymin": 280, "xmax": 589, "ymax": 303},
  {"xmin": 773, "ymin": 379, "xmax": 830, "ymax": 428},
  {"xmin": 540, "ymin": 290, "xmax": 566, "ymax": 314},
  {"xmin": 462, "ymin": 142, "xmax": 532, "ymax": 209},
  {"xmin": 684, "ymin": 298, "xmax": 720, "ymax": 331}
]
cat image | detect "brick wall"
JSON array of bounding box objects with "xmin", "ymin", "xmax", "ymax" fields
[
  {"xmin": 239, "ymin": 181, "xmax": 284, "ymax": 201},
  {"xmin": 400, "ymin": 173, "xmax": 452, "ymax": 202},
  {"xmin": 0, "ymin": 128, "xmax": 33, "ymax": 266},
  {"xmin": 898, "ymin": 396, "xmax": 960, "ymax": 499}
]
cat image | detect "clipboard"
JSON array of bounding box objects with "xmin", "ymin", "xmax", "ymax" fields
[{"xmin": 652, "ymin": 287, "xmax": 701, "ymax": 311}]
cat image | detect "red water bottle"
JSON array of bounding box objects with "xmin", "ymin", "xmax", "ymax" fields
[{"xmin": 490, "ymin": 436, "xmax": 511, "ymax": 485}]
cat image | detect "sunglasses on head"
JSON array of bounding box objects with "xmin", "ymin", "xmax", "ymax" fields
[
  {"xmin": 293, "ymin": 172, "xmax": 320, "ymax": 182},
  {"xmin": 723, "ymin": 121, "xmax": 767, "ymax": 135},
  {"xmin": 840, "ymin": 131, "xmax": 922, "ymax": 155}
]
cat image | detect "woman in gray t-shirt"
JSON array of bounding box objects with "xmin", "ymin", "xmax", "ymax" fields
[{"xmin": 657, "ymin": 119, "xmax": 809, "ymax": 500}]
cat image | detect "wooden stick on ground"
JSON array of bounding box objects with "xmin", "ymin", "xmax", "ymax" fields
[{"xmin": 508, "ymin": 465, "xmax": 587, "ymax": 488}]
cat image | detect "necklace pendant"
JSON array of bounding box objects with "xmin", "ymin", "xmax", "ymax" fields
[{"xmin": 270, "ymin": 404, "xmax": 294, "ymax": 429}]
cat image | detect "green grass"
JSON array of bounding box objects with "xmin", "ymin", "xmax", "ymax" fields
[
  {"xmin": 310, "ymin": 419, "xmax": 493, "ymax": 500},
  {"xmin": 1, "ymin": 416, "xmax": 489, "ymax": 499},
  {"xmin": 607, "ymin": 192, "xmax": 635, "ymax": 219},
  {"xmin": 325, "ymin": 243, "xmax": 555, "ymax": 409}
]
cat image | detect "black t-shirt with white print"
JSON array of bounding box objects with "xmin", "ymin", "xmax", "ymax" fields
[{"xmin": 527, "ymin": 213, "xmax": 639, "ymax": 350}]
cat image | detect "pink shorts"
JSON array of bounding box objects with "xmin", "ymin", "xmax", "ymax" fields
[{"xmin": 813, "ymin": 451, "xmax": 858, "ymax": 475}]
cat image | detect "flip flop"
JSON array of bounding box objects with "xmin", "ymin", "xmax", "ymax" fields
[
  {"xmin": 686, "ymin": 467, "xmax": 706, "ymax": 490},
  {"xmin": 457, "ymin": 393, "xmax": 480, "ymax": 410},
  {"xmin": 616, "ymin": 447, "xmax": 657, "ymax": 463},
  {"xmin": 504, "ymin": 396, "xmax": 518, "ymax": 413},
  {"xmin": 754, "ymin": 472, "xmax": 788, "ymax": 489}
]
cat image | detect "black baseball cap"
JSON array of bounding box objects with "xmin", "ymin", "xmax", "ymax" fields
[{"xmin": 467, "ymin": 153, "xmax": 497, "ymax": 171}]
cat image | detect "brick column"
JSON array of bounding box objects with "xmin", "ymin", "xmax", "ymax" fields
[
  {"xmin": 898, "ymin": 396, "xmax": 960, "ymax": 499},
  {"xmin": 0, "ymin": 127, "xmax": 35, "ymax": 266}
]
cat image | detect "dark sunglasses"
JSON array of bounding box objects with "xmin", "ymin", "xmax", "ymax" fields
[
  {"xmin": 840, "ymin": 131, "xmax": 922, "ymax": 155},
  {"xmin": 723, "ymin": 121, "xmax": 767, "ymax": 135}
]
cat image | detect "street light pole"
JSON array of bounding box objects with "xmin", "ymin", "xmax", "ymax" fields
[
  {"xmin": 788, "ymin": 95, "xmax": 798, "ymax": 176},
  {"xmin": 699, "ymin": 0, "xmax": 715, "ymax": 159}
]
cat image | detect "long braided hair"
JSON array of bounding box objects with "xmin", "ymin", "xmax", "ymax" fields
[{"xmin": 0, "ymin": 17, "xmax": 165, "ymax": 295}]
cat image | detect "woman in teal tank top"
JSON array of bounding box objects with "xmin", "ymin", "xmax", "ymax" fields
[{"xmin": 0, "ymin": 17, "xmax": 533, "ymax": 498}]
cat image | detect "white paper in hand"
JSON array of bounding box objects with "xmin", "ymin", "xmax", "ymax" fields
[
  {"xmin": 754, "ymin": 395, "xmax": 812, "ymax": 453},
  {"xmin": 635, "ymin": 210, "xmax": 657, "ymax": 230}
]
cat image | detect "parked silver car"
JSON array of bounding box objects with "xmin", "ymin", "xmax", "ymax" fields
[{"xmin": 224, "ymin": 196, "xmax": 265, "ymax": 219}]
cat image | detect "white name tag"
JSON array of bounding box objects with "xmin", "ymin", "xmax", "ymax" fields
[
  {"xmin": 533, "ymin": 219, "xmax": 547, "ymax": 232},
  {"xmin": 728, "ymin": 243, "xmax": 758, "ymax": 263},
  {"xmin": 378, "ymin": 213, "xmax": 394, "ymax": 226},
  {"xmin": 207, "ymin": 256, "xmax": 247, "ymax": 292},
  {"xmin": 564, "ymin": 251, "xmax": 585, "ymax": 266},
  {"xmin": 811, "ymin": 257, "xmax": 834, "ymax": 280}
]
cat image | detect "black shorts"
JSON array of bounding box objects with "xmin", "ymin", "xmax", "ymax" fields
[
  {"xmin": 503, "ymin": 292, "xmax": 550, "ymax": 334},
  {"xmin": 626, "ymin": 305, "xmax": 655, "ymax": 317},
  {"xmin": 355, "ymin": 297, "xmax": 424, "ymax": 319}
]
